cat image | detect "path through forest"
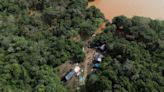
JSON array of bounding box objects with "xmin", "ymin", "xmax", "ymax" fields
[
  {"xmin": 82, "ymin": 23, "xmax": 106, "ymax": 81},
  {"xmin": 58, "ymin": 23, "xmax": 105, "ymax": 92}
]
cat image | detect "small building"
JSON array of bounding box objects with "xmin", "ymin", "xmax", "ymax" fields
[
  {"xmin": 74, "ymin": 66, "xmax": 81, "ymax": 76},
  {"xmin": 74, "ymin": 66, "xmax": 80, "ymax": 73},
  {"xmin": 65, "ymin": 65, "xmax": 81, "ymax": 81},
  {"xmin": 79, "ymin": 75, "xmax": 85, "ymax": 85},
  {"xmin": 93, "ymin": 63, "xmax": 100, "ymax": 69},
  {"xmin": 79, "ymin": 75, "xmax": 84, "ymax": 81},
  {"xmin": 125, "ymin": 35, "xmax": 135, "ymax": 41},
  {"xmin": 65, "ymin": 69, "xmax": 75, "ymax": 81},
  {"xmin": 94, "ymin": 53, "xmax": 104, "ymax": 63},
  {"xmin": 119, "ymin": 26, "xmax": 124, "ymax": 30},
  {"xmin": 98, "ymin": 44, "xmax": 106, "ymax": 51},
  {"xmin": 82, "ymin": 47, "xmax": 85, "ymax": 52}
]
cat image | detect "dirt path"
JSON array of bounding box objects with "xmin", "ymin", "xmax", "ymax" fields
[
  {"xmin": 58, "ymin": 23, "xmax": 105, "ymax": 91},
  {"xmin": 93, "ymin": 23, "xmax": 106, "ymax": 37},
  {"xmin": 83, "ymin": 47, "xmax": 96, "ymax": 80},
  {"xmin": 82, "ymin": 23, "xmax": 106, "ymax": 81}
]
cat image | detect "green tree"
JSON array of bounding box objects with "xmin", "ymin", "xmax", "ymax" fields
[{"xmin": 112, "ymin": 15, "xmax": 132, "ymax": 30}]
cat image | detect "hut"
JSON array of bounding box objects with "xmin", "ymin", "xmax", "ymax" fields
[
  {"xmin": 65, "ymin": 69, "xmax": 75, "ymax": 81},
  {"xmin": 98, "ymin": 44, "xmax": 106, "ymax": 51},
  {"xmin": 74, "ymin": 66, "xmax": 80, "ymax": 73},
  {"xmin": 125, "ymin": 35, "xmax": 135, "ymax": 41},
  {"xmin": 94, "ymin": 53, "xmax": 104, "ymax": 63},
  {"xmin": 74, "ymin": 66, "xmax": 81, "ymax": 76},
  {"xmin": 93, "ymin": 63, "xmax": 100, "ymax": 69}
]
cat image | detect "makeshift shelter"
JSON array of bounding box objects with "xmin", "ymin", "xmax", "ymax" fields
[
  {"xmin": 93, "ymin": 63, "xmax": 100, "ymax": 69},
  {"xmin": 95, "ymin": 53, "xmax": 104, "ymax": 63},
  {"xmin": 98, "ymin": 44, "xmax": 106, "ymax": 51},
  {"xmin": 65, "ymin": 70, "xmax": 75, "ymax": 81},
  {"xmin": 74, "ymin": 66, "xmax": 80, "ymax": 73}
]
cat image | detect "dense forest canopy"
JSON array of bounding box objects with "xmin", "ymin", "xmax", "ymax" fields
[
  {"xmin": 0, "ymin": 0, "xmax": 164, "ymax": 92},
  {"xmin": 87, "ymin": 16, "xmax": 164, "ymax": 92},
  {"xmin": 0, "ymin": 0, "xmax": 104, "ymax": 92}
]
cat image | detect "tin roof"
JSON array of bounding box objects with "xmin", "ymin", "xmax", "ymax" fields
[
  {"xmin": 95, "ymin": 54, "xmax": 103, "ymax": 62},
  {"xmin": 74, "ymin": 66, "xmax": 80, "ymax": 73},
  {"xmin": 65, "ymin": 70, "xmax": 75, "ymax": 81}
]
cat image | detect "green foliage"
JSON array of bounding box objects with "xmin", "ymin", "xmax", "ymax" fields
[
  {"xmin": 91, "ymin": 32, "xmax": 114, "ymax": 47},
  {"xmin": 0, "ymin": 0, "xmax": 105, "ymax": 91},
  {"xmin": 112, "ymin": 15, "xmax": 132, "ymax": 30},
  {"xmin": 88, "ymin": 16, "xmax": 164, "ymax": 92},
  {"xmin": 48, "ymin": 37, "xmax": 85, "ymax": 66}
]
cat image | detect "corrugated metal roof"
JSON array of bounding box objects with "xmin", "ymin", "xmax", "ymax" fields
[
  {"xmin": 65, "ymin": 70, "xmax": 75, "ymax": 81},
  {"xmin": 74, "ymin": 66, "xmax": 80, "ymax": 73},
  {"xmin": 95, "ymin": 54, "xmax": 103, "ymax": 62}
]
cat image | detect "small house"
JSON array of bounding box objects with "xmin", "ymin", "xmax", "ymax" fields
[
  {"xmin": 65, "ymin": 65, "xmax": 81, "ymax": 81},
  {"xmin": 119, "ymin": 26, "xmax": 124, "ymax": 30},
  {"xmin": 74, "ymin": 66, "xmax": 81, "ymax": 76},
  {"xmin": 93, "ymin": 63, "xmax": 100, "ymax": 69},
  {"xmin": 74, "ymin": 66, "xmax": 80, "ymax": 73},
  {"xmin": 82, "ymin": 47, "xmax": 85, "ymax": 52},
  {"xmin": 79, "ymin": 75, "xmax": 84, "ymax": 82},
  {"xmin": 95, "ymin": 53, "xmax": 104, "ymax": 63},
  {"xmin": 65, "ymin": 69, "xmax": 75, "ymax": 81},
  {"xmin": 125, "ymin": 35, "xmax": 135, "ymax": 41},
  {"xmin": 98, "ymin": 44, "xmax": 106, "ymax": 51}
]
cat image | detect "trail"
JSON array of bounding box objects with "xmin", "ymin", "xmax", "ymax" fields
[
  {"xmin": 58, "ymin": 23, "xmax": 105, "ymax": 91},
  {"xmin": 83, "ymin": 23, "xmax": 106, "ymax": 81},
  {"xmin": 83, "ymin": 46, "xmax": 96, "ymax": 80}
]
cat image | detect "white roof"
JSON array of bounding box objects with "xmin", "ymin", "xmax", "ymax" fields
[
  {"xmin": 97, "ymin": 58, "xmax": 102, "ymax": 62},
  {"xmin": 99, "ymin": 44, "xmax": 105, "ymax": 50},
  {"xmin": 95, "ymin": 54, "xmax": 103, "ymax": 62},
  {"xmin": 74, "ymin": 66, "xmax": 80, "ymax": 73}
]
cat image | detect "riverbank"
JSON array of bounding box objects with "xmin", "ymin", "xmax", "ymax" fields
[{"xmin": 89, "ymin": 0, "xmax": 164, "ymax": 21}]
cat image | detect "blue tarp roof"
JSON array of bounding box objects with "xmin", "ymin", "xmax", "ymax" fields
[
  {"xmin": 65, "ymin": 70, "xmax": 75, "ymax": 81},
  {"xmin": 94, "ymin": 63, "xmax": 100, "ymax": 68},
  {"xmin": 79, "ymin": 75, "xmax": 84, "ymax": 81}
]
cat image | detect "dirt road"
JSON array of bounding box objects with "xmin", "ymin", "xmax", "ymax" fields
[
  {"xmin": 82, "ymin": 23, "xmax": 106, "ymax": 81},
  {"xmin": 83, "ymin": 47, "xmax": 96, "ymax": 80},
  {"xmin": 58, "ymin": 23, "xmax": 105, "ymax": 91}
]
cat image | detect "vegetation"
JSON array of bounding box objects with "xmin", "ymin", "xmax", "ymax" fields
[
  {"xmin": 0, "ymin": 0, "xmax": 104, "ymax": 92},
  {"xmin": 87, "ymin": 16, "xmax": 164, "ymax": 92},
  {"xmin": 1, "ymin": 0, "xmax": 164, "ymax": 92}
]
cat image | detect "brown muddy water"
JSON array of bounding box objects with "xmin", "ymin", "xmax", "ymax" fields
[{"xmin": 89, "ymin": 0, "xmax": 164, "ymax": 21}]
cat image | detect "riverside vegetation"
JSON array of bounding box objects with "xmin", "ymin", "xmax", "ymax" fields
[{"xmin": 0, "ymin": 0, "xmax": 164, "ymax": 92}]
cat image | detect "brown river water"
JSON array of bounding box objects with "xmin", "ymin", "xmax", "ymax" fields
[{"xmin": 89, "ymin": 0, "xmax": 164, "ymax": 21}]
